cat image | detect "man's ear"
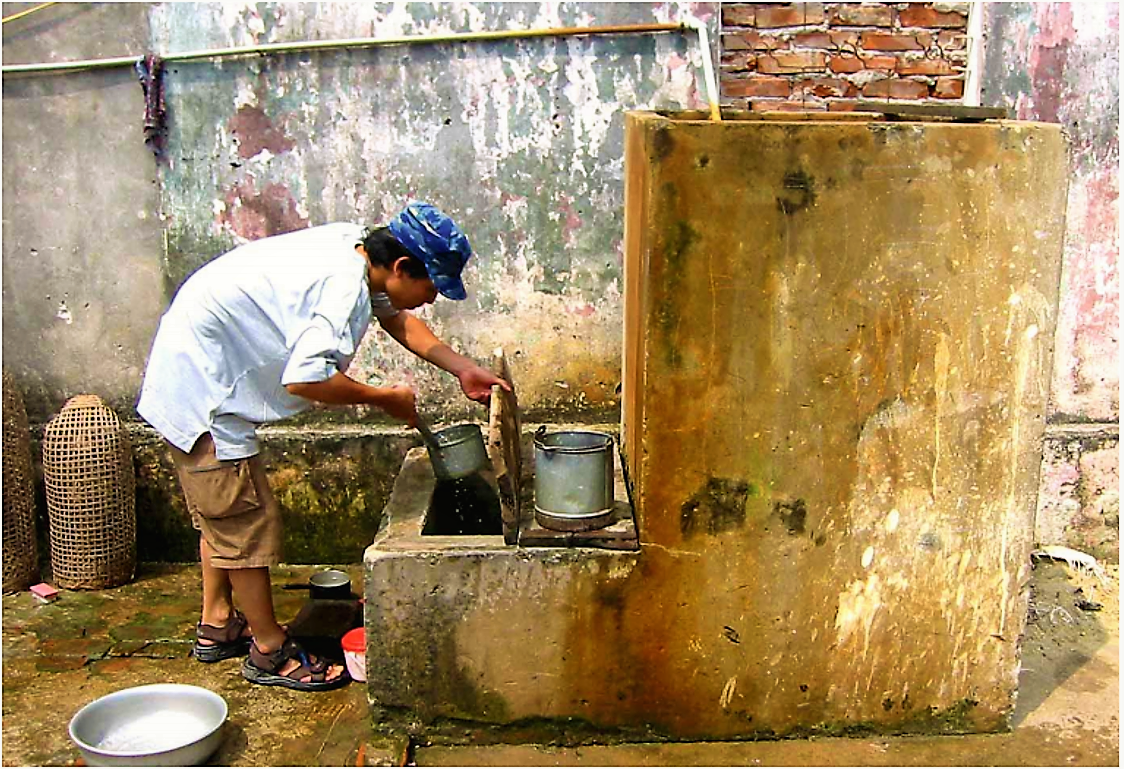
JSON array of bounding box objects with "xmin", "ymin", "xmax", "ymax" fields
[{"xmin": 391, "ymin": 256, "xmax": 413, "ymax": 276}]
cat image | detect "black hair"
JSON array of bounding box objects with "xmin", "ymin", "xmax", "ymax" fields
[{"xmin": 360, "ymin": 226, "xmax": 429, "ymax": 279}]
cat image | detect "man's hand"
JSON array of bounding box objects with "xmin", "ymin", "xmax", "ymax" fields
[
  {"xmin": 457, "ymin": 364, "xmax": 511, "ymax": 404},
  {"xmin": 379, "ymin": 384, "xmax": 419, "ymax": 427}
]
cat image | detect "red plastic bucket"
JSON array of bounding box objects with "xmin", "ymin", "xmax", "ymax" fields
[{"xmin": 341, "ymin": 627, "xmax": 366, "ymax": 682}]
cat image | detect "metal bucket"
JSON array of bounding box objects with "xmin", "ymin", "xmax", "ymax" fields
[
  {"xmin": 427, "ymin": 423, "xmax": 488, "ymax": 480},
  {"xmin": 534, "ymin": 430, "xmax": 614, "ymax": 531}
]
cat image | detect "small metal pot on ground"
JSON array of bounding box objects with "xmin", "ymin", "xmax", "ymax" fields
[{"xmin": 282, "ymin": 568, "xmax": 352, "ymax": 600}]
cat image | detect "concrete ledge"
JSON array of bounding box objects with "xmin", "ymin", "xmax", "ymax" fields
[
  {"xmin": 26, "ymin": 423, "xmax": 420, "ymax": 565},
  {"xmin": 1037, "ymin": 422, "xmax": 1119, "ymax": 562}
]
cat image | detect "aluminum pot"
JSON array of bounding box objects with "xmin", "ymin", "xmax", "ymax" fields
[
  {"xmin": 534, "ymin": 430, "xmax": 614, "ymax": 531},
  {"xmin": 426, "ymin": 423, "xmax": 489, "ymax": 480},
  {"xmin": 68, "ymin": 683, "xmax": 227, "ymax": 766},
  {"xmin": 282, "ymin": 568, "xmax": 352, "ymax": 600}
]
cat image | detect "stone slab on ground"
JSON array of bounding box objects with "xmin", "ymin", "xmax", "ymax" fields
[{"xmin": 1, "ymin": 563, "xmax": 371, "ymax": 767}]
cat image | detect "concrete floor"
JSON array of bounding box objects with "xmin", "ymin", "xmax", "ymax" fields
[{"xmin": 2, "ymin": 560, "xmax": 1118, "ymax": 767}]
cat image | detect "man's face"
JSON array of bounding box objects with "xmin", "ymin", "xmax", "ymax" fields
[{"xmin": 386, "ymin": 257, "xmax": 439, "ymax": 310}]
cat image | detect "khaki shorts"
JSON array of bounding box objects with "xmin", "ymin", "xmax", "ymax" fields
[{"xmin": 170, "ymin": 433, "xmax": 282, "ymax": 569}]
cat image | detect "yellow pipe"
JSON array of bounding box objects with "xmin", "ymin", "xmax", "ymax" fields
[
  {"xmin": 684, "ymin": 16, "xmax": 722, "ymax": 122},
  {"xmin": 2, "ymin": 23, "xmax": 685, "ymax": 74},
  {"xmin": 1, "ymin": 19, "xmax": 724, "ymax": 122},
  {"xmin": 1, "ymin": 2, "xmax": 55, "ymax": 25}
]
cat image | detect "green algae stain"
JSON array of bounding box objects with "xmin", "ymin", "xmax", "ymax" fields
[
  {"xmin": 23, "ymin": 603, "xmax": 108, "ymax": 644},
  {"xmin": 266, "ymin": 434, "xmax": 408, "ymax": 563},
  {"xmin": 131, "ymin": 428, "xmax": 412, "ymax": 566},
  {"xmin": 897, "ymin": 698, "xmax": 983, "ymax": 734},
  {"xmin": 132, "ymin": 439, "xmax": 200, "ymax": 564},
  {"xmin": 787, "ymin": 698, "xmax": 984, "ymax": 739},
  {"xmin": 652, "ymin": 219, "xmax": 699, "ymax": 370},
  {"xmin": 162, "ymin": 226, "xmax": 238, "ymax": 299}
]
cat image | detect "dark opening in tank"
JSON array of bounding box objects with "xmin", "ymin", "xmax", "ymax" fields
[{"xmin": 423, "ymin": 473, "xmax": 503, "ymax": 536}]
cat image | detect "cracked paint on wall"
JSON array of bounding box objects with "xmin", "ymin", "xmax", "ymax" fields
[
  {"xmin": 149, "ymin": 2, "xmax": 715, "ymax": 420},
  {"xmin": 1037, "ymin": 429, "xmax": 1120, "ymax": 560},
  {"xmin": 981, "ymin": 3, "xmax": 1120, "ymax": 560}
]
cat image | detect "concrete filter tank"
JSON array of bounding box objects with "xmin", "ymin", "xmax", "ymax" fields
[
  {"xmin": 620, "ymin": 110, "xmax": 1067, "ymax": 735},
  {"xmin": 364, "ymin": 110, "xmax": 1067, "ymax": 740}
]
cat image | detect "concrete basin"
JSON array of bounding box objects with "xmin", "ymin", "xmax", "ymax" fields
[{"xmin": 363, "ymin": 430, "xmax": 641, "ymax": 733}]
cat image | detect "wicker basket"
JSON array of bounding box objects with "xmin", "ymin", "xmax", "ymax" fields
[
  {"xmin": 43, "ymin": 395, "xmax": 136, "ymax": 589},
  {"xmin": 2, "ymin": 370, "xmax": 39, "ymax": 592}
]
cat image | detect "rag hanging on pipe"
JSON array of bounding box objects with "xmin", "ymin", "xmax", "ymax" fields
[{"xmin": 134, "ymin": 54, "xmax": 166, "ymax": 158}]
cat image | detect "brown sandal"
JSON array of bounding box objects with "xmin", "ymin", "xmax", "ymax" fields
[
  {"xmin": 241, "ymin": 637, "xmax": 350, "ymax": 691},
  {"xmin": 193, "ymin": 609, "xmax": 251, "ymax": 663}
]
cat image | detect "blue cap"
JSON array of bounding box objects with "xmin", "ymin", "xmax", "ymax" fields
[{"xmin": 387, "ymin": 201, "xmax": 472, "ymax": 300}]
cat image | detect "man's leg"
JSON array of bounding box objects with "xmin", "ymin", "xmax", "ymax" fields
[
  {"xmin": 199, "ymin": 536, "xmax": 236, "ymax": 628},
  {"xmin": 228, "ymin": 565, "xmax": 346, "ymax": 683},
  {"xmin": 198, "ymin": 534, "xmax": 345, "ymax": 683},
  {"xmin": 226, "ymin": 564, "xmax": 285, "ymax": 650},
  {"xmin": 174, "ymin": 433, "xmax": 344, "ymax": 684}
]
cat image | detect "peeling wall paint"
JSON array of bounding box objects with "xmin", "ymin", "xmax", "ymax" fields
[
  {"xmin": 981, "ymin": 3, "xmax": 1119, "ymax": 558},
  {"xmin": 149, "ymin": 2, "xmax": 717, "ymax": 421},
  {"xmin": 982, "ymin": 2, "xmax": 1119, "ymax": 422},
  {"xmin": 1036, "ymin": 426, "xmax": 1119, "ymax": 561}
]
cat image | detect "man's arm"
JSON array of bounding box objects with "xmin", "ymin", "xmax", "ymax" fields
[
  {"xmin": 285, "ymin": 373, "xmax": 417, "ymax": 425},
  {"xmin": 378, "ymin": 311, "xmax": 510, "ymax": 402}
]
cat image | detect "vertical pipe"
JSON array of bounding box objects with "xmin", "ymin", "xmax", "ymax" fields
[
  {"xmin": 686, "ymin": 16, "xmax": 723, "ymax": 121},
  {"xmin": 964, "ymin": 2, "xmax": 985, "ymax": 106}
]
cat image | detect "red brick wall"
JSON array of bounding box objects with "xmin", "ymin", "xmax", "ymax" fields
[{"xmin": 720, "ymin": 2, "xmax": 971, "ymax": 111}]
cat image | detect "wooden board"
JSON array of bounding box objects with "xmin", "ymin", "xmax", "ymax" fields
[
  {"xmin": 487, "ymin": 348, "xmax": 522, "ymax": 545},
  {"xmin": 853, "ymin": 101, "xmax": 1009, "ymax": 122},
  {"xmin": 519, "ymin": 500, "xmax": 639, "ymax": 550}
]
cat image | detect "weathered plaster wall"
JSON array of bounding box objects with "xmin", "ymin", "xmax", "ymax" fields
[
  {"xmin": 21, "ymin": 423, "xmax": 412, "ymax": 567},
  {"xmin": 147, "ymin": 1, "xmax": 716, "ymax": 422},
  {"xmin": 1035, "ymin": 426, "xmax": 1119, "ymax": 562},
  {"xmin": 3, "ymin": 2, "xmax": 717, "ymax": 425},
  {"xmin": 981, "ymin": 3, "xmax": 1119, "ymax": 559},
  {"xmin": 2, "ymin": 2, "xmax": 716, "ymax": 562},
  {"xmin": 2, "ymin": 3, "xmax": 165, "ymax": 422}
]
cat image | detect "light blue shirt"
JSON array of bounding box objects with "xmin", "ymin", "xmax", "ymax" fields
[{"xmin": 138, "ymin": 223, "xmax": 398, "ymax": 460}]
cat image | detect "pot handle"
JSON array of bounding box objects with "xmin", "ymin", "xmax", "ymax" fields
[
  {"xmin": 282, "ymin": 583, "xmax": 312, "ymax": 590},
  {"xmin": 416, "ymin": 415, "xmax": 442, "ymax": 452}
]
